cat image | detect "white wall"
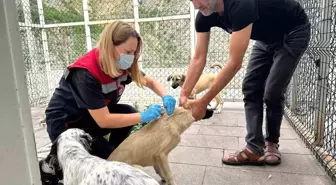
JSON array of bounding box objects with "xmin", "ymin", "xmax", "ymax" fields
[{"xmin": 0, "ymin": 0, "xmax": 41, "ymax": 184}]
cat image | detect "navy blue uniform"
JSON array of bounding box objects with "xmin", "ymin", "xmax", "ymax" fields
[{"xmin": 45, "ymin": 48, "xmax": 144, "ymax": 159}]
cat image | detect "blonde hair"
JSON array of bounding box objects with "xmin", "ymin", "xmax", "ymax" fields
[{"xmin": 96, "ymin": 21, "xmax": 144, "ymax": 87}]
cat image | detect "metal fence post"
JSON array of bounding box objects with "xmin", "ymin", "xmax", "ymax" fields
[
  {"xmin": 132, "ymin": 0, "xmax": 145, "ymax": 103},
  {"xmin": 0, "ymin": 0, "xmax": 41, "ymax": 183},
  {"xmin": 82, "ymin": 0, "xmax": 92, "ymax": 51},
  {"xmin": 21, "ymin": 0, "xmax": 34, "ymax": 59},
  {"xmin": 37, "ymin": 0, "xmax": 53, "ymax": 100},
  {"xmin": 133, "ymin": 0, "xmax": 142, "ymax": 70},
  {"xmin": 189, "ymin": 2, "xmax": 196, "ymax": 58},
  {"xmin": 290, "ymin": 71, "xmax": 298, "ymax": 112},
  {"xmin": 313, "ymin": 0, "xmax": 332, "ymax": 147}
]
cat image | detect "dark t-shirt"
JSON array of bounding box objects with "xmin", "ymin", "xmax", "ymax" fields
[
  {"xmin": 195, "ymin": 0, "xmax": 309, "ymax": 43},
  {"xmin": 69, "ymin": 68, "xmax": 145, "ymax": 110},
  {"xmin": 45, "ymin": 68, "xmax": 146, "ymax": 139}
]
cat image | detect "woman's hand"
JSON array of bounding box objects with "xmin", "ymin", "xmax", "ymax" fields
[
  {"xmin": 162, "ymin": 95, "xmax": 176, "ymax": 115},
  {"xmin": 141, "ymin": 75, "xmax": 176, "ymax": 115},
  {"xmin": 140, "ymin": 104, "xmax": 163, "ymax": 124}
]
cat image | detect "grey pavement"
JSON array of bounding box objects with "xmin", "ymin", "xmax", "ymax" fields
[{"xmin": 32, "ymin": 102, "xmax": 335, "ymax": 185}]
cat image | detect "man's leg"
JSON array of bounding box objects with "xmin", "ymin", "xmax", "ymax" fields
[
  {"xmin": 242, "ymin": 42, "xmax": 274, "ymax": 156},
  {"xmin": 263, "ymin": 22, "xmax": 311, "ymax": 165},
  {"xmin": 222, "ymin": 41, "xmax": 273, "ymax": 165}
]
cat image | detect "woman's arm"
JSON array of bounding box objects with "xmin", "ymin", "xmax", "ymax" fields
[
  {"xmin": 142, "ymin": 75, "xmax": 167, "ymax": 97},
  {"xmin": 88, "ymin": 107, "xmax": 141, "ymax": 128},
  {"xmin": 69, "ymin": 69, "xmax": 145, "ymax": 128},
  {"xmin": 141, "ymin": 75, "xmax": 176, "ymax": 115}
]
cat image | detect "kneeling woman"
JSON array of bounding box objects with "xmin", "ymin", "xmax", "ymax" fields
[{"xmin": 44, "ymin": 21, "xmax": 176, "ymax": 159}]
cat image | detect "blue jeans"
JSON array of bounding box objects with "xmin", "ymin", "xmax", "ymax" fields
[{"xmin": 243, "ymin": 22, "xmax": 311, "ymax": 155}]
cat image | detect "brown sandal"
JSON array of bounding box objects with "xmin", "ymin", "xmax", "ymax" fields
[
  {"xmin": 222, "ymin": 147, "xmax": 265, "ymax": 166},
  {"xmin": 264, "ymin": 142, "xmax": 281, "ymax": 165}
]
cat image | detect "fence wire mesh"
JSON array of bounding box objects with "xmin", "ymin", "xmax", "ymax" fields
[
  {"xmin": 284, "ymin": 0, "xmax": 336, "ymax": 181},
  {"xmin": 15, "ymin": 0, "xmax": 335, "ymax": 182}
]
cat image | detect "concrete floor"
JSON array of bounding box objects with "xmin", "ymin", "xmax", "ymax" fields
[{"xmin": 32, "ymin": 102, "xmax": 335, "ymax": 185}]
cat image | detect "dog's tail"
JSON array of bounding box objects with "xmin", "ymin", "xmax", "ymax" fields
[{"xmin": 210, "ymin": 62, "xmax": 223, "ymax": 70}]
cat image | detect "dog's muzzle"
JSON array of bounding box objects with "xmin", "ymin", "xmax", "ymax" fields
[
  {"xmin": 202, "ymin": 109, "xmax": 214, "ymax": 119},
  {"xmin": 172, "ymin": 85, "xmax": 179, "ymax": 89}
]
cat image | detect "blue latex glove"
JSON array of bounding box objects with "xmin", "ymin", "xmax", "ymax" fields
[
  {"xmin": 140, "ymin": 104, "xmax": 162, "ymax": 124},
  {"xmin": 162, "ymin": 95, "xmax": 176, "ymax": 115}
]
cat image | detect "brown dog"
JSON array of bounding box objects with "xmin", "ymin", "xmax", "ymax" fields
[
  {"xmin": 107, "ymin": 107, "xmax": 214, "ymax": 185},
  {"xmin": 167, "ymin": 62, "xmax": 224, "ymax": 113}
]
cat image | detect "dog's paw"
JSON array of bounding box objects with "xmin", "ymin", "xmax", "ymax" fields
[
  {"xmin": 40, "ymin": 122, "xmax": 47, "ymax": 127},
  {"xmin": 39, "ymin": 118, "xmax": 47, "ymax": 127},
  {"xmin": 214, "ymin": 105, "xmax": 223, "ymax": 114}
]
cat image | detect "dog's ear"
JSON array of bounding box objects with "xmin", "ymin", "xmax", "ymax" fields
[
  {"xmin": 181, "ymin": 74, "xmax": 186, "ymax": 82},
  {"xmin": 202, "ymin": 109, "xmax": 214, "ymax": 119},
  {"xmin": 167, "ymin": 75, "xmax": 173, "ymax": 81},
  {"xmin": 44, "ymin": 139, "xmax": 63, "ymax": 180},
  {"xmin": 46, "ymin": 140, "xmax": 59, "ymax": 168},
  {"xmin": 79, "ymin": 133, "xmax": 93, "ymax": 153}
]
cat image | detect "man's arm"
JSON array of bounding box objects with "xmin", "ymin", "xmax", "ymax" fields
[
  {"xmin": 180, "ymin": 32, "xmax": 211, "ymax": 98},
  {"xmin": 200, "ymin": 23, "xmax": 253, "ymax": 104}
]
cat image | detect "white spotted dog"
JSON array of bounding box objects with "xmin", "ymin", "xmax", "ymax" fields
[{"xmin": 39, "ymin": 128, "xmax": 159, "ymax": 185}]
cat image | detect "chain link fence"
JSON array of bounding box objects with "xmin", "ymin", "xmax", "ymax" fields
[
  {"xmin": 15, "ymin": 0, "xmax": 252, "ymax": 109},
  {"xmin": 15, "ymin": 0, "xmax": 335, "ymax": 182},
  {"xmin": 284, "ymin": 0, "xmax": 336, "ymax": 181}
]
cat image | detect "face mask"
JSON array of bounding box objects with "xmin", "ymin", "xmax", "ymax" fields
[{"xmin": 116, "ymin": 47, "xmax": 135, "ymax": 70}]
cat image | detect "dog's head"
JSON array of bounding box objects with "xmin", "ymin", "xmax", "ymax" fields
[
  {"xmin": 169, "ymin": 106, "xmax": 214, "ymax": 121},
  {"xmin": 178, "ymin": 99, "xmax": 215, "ymax": 120},
  {"xmin": 57, "ymin": 128, "xmax": 94, "ymax": 155},
  {"xmin": 203, "ymin": 108, "xmax": 214, "ymax": 119},
  {"xmin": 41, "ymin": 129, "xmax": 94, "ymax": 181},
  {"xmin": 167, "ymin": 74, "xmax": 186, "ymax": 89}
]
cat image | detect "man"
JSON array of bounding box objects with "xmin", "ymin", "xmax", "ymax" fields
[{"xmin": 180, "ymin": 0, "xmax": 311, "ymax": 166}]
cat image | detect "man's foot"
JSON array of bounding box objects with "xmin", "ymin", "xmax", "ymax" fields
[
  {"xmin": 222, "ymin": 147, "xmax": 265, "ymax": 166},
  {"xmin": 264, "ymin": 141, "xmax": 281, "ymax": 165}
]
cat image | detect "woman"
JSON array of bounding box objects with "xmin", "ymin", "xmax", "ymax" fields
[{"xmin": 44, "ymin": 20, "xmax": 176, "ymax": 159}]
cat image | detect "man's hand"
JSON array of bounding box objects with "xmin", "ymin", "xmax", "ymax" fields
[
  {"xmin": 179, "ymin": 88, "xmax": 192, "ymax": 108},
  {"xmin": 179, "ymin": 93, "xmax": 189, "ymax": 108},
  {"xmin": 188, "ymin": 99, "xmax": 208, "ymax": 121}
]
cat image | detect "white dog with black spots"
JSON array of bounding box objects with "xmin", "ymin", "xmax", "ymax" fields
[{"xmin": 39, "ymin": 128, "xmax": 159, "ymax": 185}]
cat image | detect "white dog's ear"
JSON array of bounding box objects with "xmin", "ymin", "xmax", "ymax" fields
[
  {"xmin": 167, "ymin": 75, "xmax": 173, "ymax": 81},
  {"xmin": 79, "ymin": 133, "xmax": 93, "ymax": 153},
  {"xmin": 44, "ymin": 139, "xmax": 63, "ymax": 179}
]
